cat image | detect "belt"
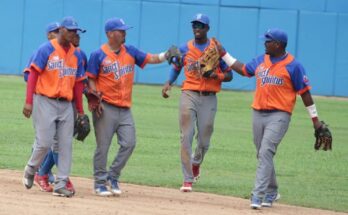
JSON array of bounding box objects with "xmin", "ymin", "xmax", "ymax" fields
[
  {"xmin": 191, "ymin": 90, "xmax": 216, "ymax": 96},
  {"xmin": 39, "ymin": 94, "xmax": 68, "ymax": 101},
  {"xmin": 256, "ymin": 109, "xmax": 280, "ymax": 113}
]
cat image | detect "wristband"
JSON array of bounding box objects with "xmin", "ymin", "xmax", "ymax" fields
[
  {"xmin": 222, "ymin": 52, "xmax": 237, "ymax": 67},
  {"xmin": 158, "ymin": 52, "xmax": 166, "ymax": 62},
  {"xmin": 306, "ymin": 104, "xmax": 318, "ymax": 118}
]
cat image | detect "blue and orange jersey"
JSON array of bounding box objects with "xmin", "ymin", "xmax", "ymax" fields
[
  {"xmin": 30, "ymin": 38, "xmax": 86, "ymax": 101},
  {"xmin": 174, "ymin": 38, "xmax": 231, "ymax": 92},
  {"xmin": 86, "ymin": 44, "xmax": 150, "ymax": 108},
  {"xmin": 242, "ymin": 53, "xmax": 311, "ymax": 114}
]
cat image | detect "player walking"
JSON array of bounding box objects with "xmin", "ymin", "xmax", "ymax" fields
[
  {"xmin": 22, "ymin": 16, "xmax": 86, "ymax": 198},
  {"xmin": 33, "ymin": 31, "xmax": 88, "ymax": 194},
  {"xmin": 219, "ymin": 28, "xmax": 329, "ymax": 209},
  {"xmin": 86, "ymin": 17, "xmax": 179, "ymax": 196},
  {"xmin": 161, "ymin": 13, "xmax": 232, "ymax": 192}
]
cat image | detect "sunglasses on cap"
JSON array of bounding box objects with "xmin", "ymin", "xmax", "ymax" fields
[{"xmin": 192, "ymin": 22, "xmax": 205, "ymax": 29}]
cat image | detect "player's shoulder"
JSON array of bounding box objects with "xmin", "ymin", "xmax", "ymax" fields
[
  {"xmin": 288, "ymin": 56, "xmax": 305, "ymax": 70},
  {"xmin": 37, "ymin": 40, "xmax": 54, "ymax": 53},
  {"xmin": 179, "ymin": 43, "xmax": 189, "ymax": 54}
]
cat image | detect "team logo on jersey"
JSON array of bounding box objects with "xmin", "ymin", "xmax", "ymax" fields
[
  {"xmin": 185, "ymin": 58, "xmax": 200, "ymax": 75},
  {"xmin": 47, "ymin": 58, "xmax": 77, "ymax": 77},
  {"xmin": 256, "ymin": 65, "xmax": 284, "ymax": 87},
  {"xmin": 102, "ymin": 60, "xmax": 134, "ymax": 80}
]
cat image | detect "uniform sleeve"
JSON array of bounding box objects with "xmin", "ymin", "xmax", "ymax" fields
[
  {"xmin": 125, "ymin": 45, "xmax": 148, "ymax": 68},
  {"xmin": 30, "ymin": 42, "xmax": 52, "ymax": 73},
  {"xmin": 244, "ymin": 55, "xmax": 264, "ymax": 77},
  {"xmin": 86, "ymin": 51, "xmax": 103, "ymax": 78},
  {"xmin": 75, "ymin": 52, "xmax": 86, "ymax": 82},
  {"xmin": 287, "ymin": 60, "xmax": 311, "ymax": 94},
  {"xmin": 80, "ymin": 50, "xmax": 88, "ymax": 71}
]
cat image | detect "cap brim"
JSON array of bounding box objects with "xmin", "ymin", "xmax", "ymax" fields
[
  {"xmin": 119, "ymin": 25, "xmax": 133, "ymax": 31},
  {"xmin": 191, "ymin": 20, "xmax": 208, "ymax": 25},
  {"xmin": 259, "ymin": 34, "xmax": 273, "ymax": 42}
]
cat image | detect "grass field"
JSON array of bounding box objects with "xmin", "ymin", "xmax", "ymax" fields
[{"xmin": 0, "ymin": 75, "xmax": 347, "ymax": 212}]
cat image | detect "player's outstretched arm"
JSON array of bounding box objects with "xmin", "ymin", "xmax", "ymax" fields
[{"xmin": 211, "ymin": 38, "xmax": 245, "ymax": 76}]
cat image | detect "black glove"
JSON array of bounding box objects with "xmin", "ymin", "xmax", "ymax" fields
[
  {"xmin": 314, "ymin": 121, "xmax": 332, "ymax": 151},
  {"xmin": 73, "ymin": 114, "xmax": 91, "ymax": 142}
]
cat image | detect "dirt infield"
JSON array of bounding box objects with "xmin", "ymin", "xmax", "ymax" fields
[{"xmin": 1, "ymin": 169, "xmax": 346, "ymax": 215}]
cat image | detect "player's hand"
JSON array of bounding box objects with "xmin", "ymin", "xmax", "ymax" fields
[
  {"xmin": 23, "ymin": 103, "xmax": 33, "ymax": 118},
  {"xmin": 162, "ymin": 82, "xmax": 172, "ymax": 99},
  {"xmin": 95, "ymin": 103, "xmax": 104, "ymax": 118}
]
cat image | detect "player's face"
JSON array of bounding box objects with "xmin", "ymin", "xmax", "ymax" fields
[
  {"xmin": 192, "ymin": 22, "xmax": 209, "ymax": 40},
  {"xmin": 47, "ymin": 30, "xmax": 59, "ymax": 40},
  {"xmin": 113, "ymin": 30, "xmax": 126, "ymax": 44},
  {"xmin": 264, "ymin": 40, "xmax": 279, "ymax": 56},
  {"xmin": 64, "ymin": 28, "xmax": 78, "ymax": 43},
  {"xmin": 71, "ymin": 33, "xmax": 80, "ymax": 47}
]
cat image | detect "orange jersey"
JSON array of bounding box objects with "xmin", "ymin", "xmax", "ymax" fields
[
  {"xmin": 86, "ymin": 44, "xmax": 150, "ymax": 108},
  {"xmin": 30, "ymin": 39, "xmax": 86, "ymax": 101},
  {"xmin": 242, "ymin": 53, "xmax": 311, "ymax": 114},
  {"xmin": 179, "ymin": 39, "xmax": 231, "ymax": 92}
]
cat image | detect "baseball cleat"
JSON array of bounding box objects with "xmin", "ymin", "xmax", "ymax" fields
[
  {"xmin": 192, "ymin": 164, "xmax": 200, "ymax": 182},
  {"xmin": 250, "ymin": 195, "xmax": 262, "ymax": 209},
  {"xmin": 109, "ymin": 178, "xmax": 122, "ymax": 196},
  {"xmin": 262, "ymin": 193, "xmax": 280, "ymax": 207},
  {"xmin": 95, "ymin": 185, "xmax": 113, "ymax": 197},
  {"xmin": 180, "ymin": 182, "xmax": 193, "ymax": 192},
  {"xmin": 34, "ymin": 173, "xmax": 53, "ymax": 192},
  {"xmin": 22, "ymin": 166, "xmax": 35, "ymax": 189},
  {"xmin": 53, "ymin": 187, "xmax": 74, "ymax": 197},
  {"xmin": 66, "ymin": 178, "xmax": 76, "ymax": 194}
]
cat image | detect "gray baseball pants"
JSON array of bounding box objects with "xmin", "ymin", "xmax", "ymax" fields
[
  {"xmin": 251, "ymin": 110, "xmax": 291, "ymax": 198},
  {"xmin": 93, "ymin": 102, "xmax": 136, "ymax": 187},
  {"xmin": 26, "ymin": 94, "xmax": 74, "ymax": 190},
  {"xmin": 180, "ymin": 90, "xmax": 217, "ymax": 182}
]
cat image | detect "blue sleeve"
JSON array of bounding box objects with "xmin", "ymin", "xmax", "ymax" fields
[
  {"xmin": 75, "ymin": 51, "xmax": 85, "ymax": 79},
  {"xmin": 245, "ymin": 55, "xmax": 265, "ymax": 77},
  {"xmin": 168, "ymin": 68, "xmax": 180, "ymax": 84},
  {"xmin": 125, "ymin": 45, "xmax": 147, "ymax": 67},
  {"xmin": 31, "ymin": 42, "xmax": 54, "ymax": 71},
  {"xmin": 87, "ymin": 50, "xmax": 105, "ymax": 76},
  {"xmin": 80, "ymin": 50, "xmax": 88, "ymax": 71},
  {"xmin": 24, "ymin": 52, "xmax": 36, "ymax": 82},
  {"xmin": 286, "ymin": 60, "xmax": 310, "ymax": 92}
]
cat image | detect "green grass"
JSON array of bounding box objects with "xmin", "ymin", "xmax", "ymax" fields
[{"xmin": 0, "ymin": 75, "xmax": 347, "ymax": 212}]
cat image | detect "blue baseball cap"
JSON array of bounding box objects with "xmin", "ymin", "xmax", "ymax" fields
[
  {"xmin": 46, "ymin": 22, "xmax": 60, "ymax": 33},
  {"xmin": 191, "ymin": 13, "xmax": 210, "ymax": 25},
  {"xmin": 105, "ymin": 17, "xmax": 133, "ymax": 32},
  {"xmin": 260, "ymin": 28, "xmax": 288, "ymax": 43},
  {"xmin": 60, "ymin": 16, "xmax": 86, "ymax": 33}
]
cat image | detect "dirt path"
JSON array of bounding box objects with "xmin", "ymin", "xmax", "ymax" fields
[{"xmin": 0, "ymin": 169, "xmax": 346, "ymax": 215}]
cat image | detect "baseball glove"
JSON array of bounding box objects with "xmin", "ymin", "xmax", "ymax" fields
[
  {"xmin": 166, "ymin": 45, "xmax": 183, "ymax": 68},
  {"xmin": 86, "ymin": 89, "xmax": 102, "ymax": 112},
  {"xmin": 199, "ymin": 41, "xmax": 220, "ymax": 78},
  {"xmin": 314, "ymin": 121, "xmax": 332, "ymax": 151},
  {"xmin": 73, "ymin": 114, "xmax": 90, "ymax": 142}
]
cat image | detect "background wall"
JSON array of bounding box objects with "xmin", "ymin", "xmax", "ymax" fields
[{"xmin": 1, "ymin": 0, "xmax": 347, "ymax": 97}]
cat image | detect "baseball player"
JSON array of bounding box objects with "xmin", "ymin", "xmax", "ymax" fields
[
  {"xmin": 22, "ymin": 16, "xmax": 86, "ymax": 198},
  {"xmin": 33, "ymin": 31, "xmax": 88, "ymax": 194},
  {"xmin": 23, "ymin": 22, "xmax": 59, "ymax": 191},
  {"xmin": 219, "ymin": 28, "xmax": 326, "ymax": 209},
  {"xmin": 161, "ymin": 13, "xmax": 232, "ymax": 192},
  {"xmin": 86, "ymin": 17, "xmax": 176, "ymax": 196}
]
